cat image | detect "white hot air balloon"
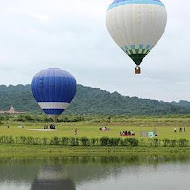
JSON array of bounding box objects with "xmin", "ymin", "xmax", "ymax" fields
[{"xmin": 106, "ymin": 0, "xmax": 167, "ymax": 74}]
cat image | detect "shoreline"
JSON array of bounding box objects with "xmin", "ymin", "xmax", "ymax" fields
[{"xmin": 0, "ymin": 144, "xmax": 190, "ymax": 158}]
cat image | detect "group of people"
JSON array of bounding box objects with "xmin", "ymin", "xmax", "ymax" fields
[
  {"xmin": 120, "ymin": 130, "xmax": 135, "ymax": 136},
  {"xmin": 174, "ymin": 127, "xmax": 186, "ymax": 133}
]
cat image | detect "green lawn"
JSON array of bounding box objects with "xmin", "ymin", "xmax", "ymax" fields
[
  {"xmin": 0, "ymin": 116, "xmax": 190, "ymax": 158},
  {"xmin": 0, "ymin": 144, "xmax": 190, "ymax": 158},
  {"xmin": 0, "ymin": 117, "xmax": 190, "ymax": 140}
]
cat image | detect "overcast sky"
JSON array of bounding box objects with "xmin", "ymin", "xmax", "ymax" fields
[{"xmin": 0, "ymin": 0, "xmax": 189, "ymax": 102}]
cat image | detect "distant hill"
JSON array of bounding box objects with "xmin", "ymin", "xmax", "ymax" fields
[
  {"xmin": 171, "ymin": 100, "xmax": 190, "ymax": 108},
  {"xmin": 0, "ymin": 84, "xmax": 190, "ymax": 115}
]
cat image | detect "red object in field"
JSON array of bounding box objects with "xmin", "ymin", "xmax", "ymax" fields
[{"xmin": 135, "ymin": 66, "xmax": 141, "ymax": 74}]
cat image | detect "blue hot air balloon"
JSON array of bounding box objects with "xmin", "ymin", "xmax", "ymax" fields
[{"xmin": 31, "ymin": 68, "xmax": 77, "ymax": 122}]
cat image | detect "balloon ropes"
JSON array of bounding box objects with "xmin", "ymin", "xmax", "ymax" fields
[
  {"xmin": 106, "ymin": 0, "xmax": 167, "ymax": 74},
  {"xmin": 31, "ymin": 68, "xmax": 77, "ymax": 122}
]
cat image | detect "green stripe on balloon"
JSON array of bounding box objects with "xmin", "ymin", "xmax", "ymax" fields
[
  {"xmin": 122, "ymin": 47, "xmax": 152, "ymax": 65},
  {"xmin": 128, "ymin": 54, "xmax": 147, "ymax": 65}
]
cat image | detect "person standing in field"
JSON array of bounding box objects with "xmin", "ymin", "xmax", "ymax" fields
[
  {"xmin": 184, "ymin": 127, "xmax": 186, "ymax": 132},
  {"xmin": 74, "ymin": 128, "xmax": 78, "ymax": 135},
  {"xmin": 174, "ymin": 128, "xmax": 177, "ymax": 133}
]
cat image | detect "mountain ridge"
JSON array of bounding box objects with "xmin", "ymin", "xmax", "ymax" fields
[{"xmin": 0, "ymin": 84, "xmax": 190, "ymax": 115}]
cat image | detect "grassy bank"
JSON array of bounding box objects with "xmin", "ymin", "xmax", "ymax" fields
[{"xmin": 0, "ymin": 144, "xmax": 190, "ymax": 158}]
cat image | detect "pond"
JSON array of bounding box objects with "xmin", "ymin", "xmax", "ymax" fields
[{"xmin": 0, "ymin": 155, "xmax": 189, "ymax": 190}]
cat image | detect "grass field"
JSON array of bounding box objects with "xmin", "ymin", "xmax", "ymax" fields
[
  {"xmin": 0, "ymin": 115, "xmax": 190, "ymax": 158},
  {"xmin": 0, "ymin": 115, "xmax": 190, "ymax": 140}
]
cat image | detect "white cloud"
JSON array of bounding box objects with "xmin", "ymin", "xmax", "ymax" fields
[{"xmin": 26, "ymin": 13, "xmax": 50, "ymax": 22}]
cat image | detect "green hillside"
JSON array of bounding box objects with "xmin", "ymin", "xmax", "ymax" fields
[{"xmin": 0, "ymin": 84, "xmax": 190, "ymax": 115}]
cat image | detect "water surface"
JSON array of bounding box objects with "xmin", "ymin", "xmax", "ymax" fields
[{"xmin": 0, "ymin": 156, "xmax": 189, "ymax": 190}]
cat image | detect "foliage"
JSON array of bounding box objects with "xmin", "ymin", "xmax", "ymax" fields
[
  {"xmin": 80, "ymin": 137, "xmax": 90, "ymax": 146},
  {"xmin": 91, "ymin": 138, "xmax": 99, "ymax": 146},
  {"xmin": 0, "ymin": 116, "xmax": 3, "ymax": 125},
  {"xmin": 148, "ymin": 139, "xmax": 161, "ymax": 147},
  {"xmin": 61, "ymin": 137, "xmax": 69, "ymax": 146},
  {"xmin": 1, "ymin": 84, "xmax": 190, "ymax": 115},
  {"xmin": 162, "ymin": 139, "xmax": 189, "ymax": 147},
  {"xmin": 120, "ymin": 138, "xmax": 139, "ymax": 146},
  {"xmin": 0, "ymin": 135, "xmax": 188, "ymax": 147},
  {"xmin": 178, "ymin": 139, "xmax": 189, "ymax": 147},
  {"xmin": 50, "ymin": 136, "xmax": 60, "ymax": 145}
]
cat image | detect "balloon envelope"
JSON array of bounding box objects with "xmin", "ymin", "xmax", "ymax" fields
[
  {"xmin": 31, "ymin": 68, "xmax": 77, "ymax": 122},
  {"xmin": 106, "ymin": 0, "xmax": 167, "ymax": 67}
]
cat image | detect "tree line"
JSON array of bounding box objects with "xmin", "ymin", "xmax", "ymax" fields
[{"xmin": 0, "ymin": 84, "xmax": 190, "ymax": 115}]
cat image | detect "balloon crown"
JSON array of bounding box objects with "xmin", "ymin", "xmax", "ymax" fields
[
  {"xmin": 112, "ymin": 0, "xmax": 162, "ymax": 3},
  {"xmin": 109, "ymin": 0, "xmax": 165, "ymax": 10}
]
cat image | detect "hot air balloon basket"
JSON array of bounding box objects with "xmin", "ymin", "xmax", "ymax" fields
[{"xmin": 135, "ymin": 66, "xmax": 141, "ymax": 74}]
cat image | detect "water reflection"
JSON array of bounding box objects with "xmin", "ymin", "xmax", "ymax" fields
[
  {"xmin": 0, "ymin": 155, "xmax": 189, "ymax": 190},
  {"xmin": 31, "ymin": 166, "xmax": 75, "ymax": 190}
]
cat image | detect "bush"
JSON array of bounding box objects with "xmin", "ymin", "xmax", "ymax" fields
[
  {"xmin": 178, "ymin": 139, "xmax": 189, "ymax": 147},
  {"xmin": 42, "ymin": 137, "xmax": 48, "ymax": 145},
  {"xmin": 24, "ymin": 115, "xmax": 34, "ymax": 121},
  {"xmin": 70, "ymin": 138, "xmax": 79, "ymax": 146},
  {"xmin": 139, "ymin": 138, "xmax": 146, "ymax": 147},
  {"xmin": 50, "ymin": 136, "xmax": 60, "ymax": 145},
  {"xmin": 99, "ymin": 137, "xmax": 138, "ymax": 147},
  {"xmin": 108, "ymin": 138, "xmax": 120, "ymax": 146},
  {"xmin": 121, "ymin": 138, "xmax": 139, "ymax": 147},
  {"xmin": 0, "ymin": 116, "xmax": 4, "ymax": 125},
  {"xmin": 80, "ymin": 137, "xmax": 90, "ymax": 146},
  {"xmin": 0, "ymin": 136, "xmax": 14, "ymax": 144},
  {"xmin": 15, "ymin": 136, "xmax": 20, "ymax": 144},
  {"xmin": 19, "ymin": 136, "xmax": 27, "ymax": 144},
  {"xmin": 100, "ymin": 137, "xmax": 110, "ymax": 146},
  {"xmin": 171, "ymin": 140, "xmax": 177, "ymax": 147},
  {"xmin": 91, "ymin": 138, "xmax": 99, "ymax": 146},
  {"xmin": 120, "ymin": 138, "xmax": 128, "ymax": 146},
  {"xmin": 25, "ymin": 136, "xmax": 34, "ymax": 145},
  {"xmin": 61, "ymin": 137, "xmax": 69, "ymax": 146},
  {"xmin": 34, "ymin": 137, "xmax": 42, "ymax": 145},
  {"xmin": 127, "ymin": 138, "xmax": 139, "ymax": 146},
  {"xmin": 0, "ymin": 135, "xmax": 188, "ymax": 148},
  {"xmin": 16, "ymin": 116, "xmax": 26, "ymax": 122},
  {"xmin": 162, "ymin": 139, "xmax": 171, "ymax": 147},
  {"xmin": 148, "ymin": 139, "xmax": 160, "ymax": 147}
]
